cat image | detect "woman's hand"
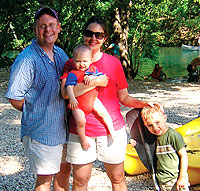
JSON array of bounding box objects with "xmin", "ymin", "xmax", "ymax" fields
[
  {"xmin": 95, "ymin": 74, "xmax": 109, "ymax": 87},
  {"xmin": 146, "ymin": 102, "xmax": 164, "ymax": 112}
]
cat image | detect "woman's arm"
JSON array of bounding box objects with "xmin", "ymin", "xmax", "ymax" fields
[
  {"xmin": 61, "ymin": 74, "xmax": 109, "ymax": 99},
  {"xmin": 117, "ymin": 88, "xmax": 149, "ymax": 108}
]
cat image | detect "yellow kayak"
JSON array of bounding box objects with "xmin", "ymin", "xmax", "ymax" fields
[
  {"xmin": 124, "ymin": 117, "xmax": 200, "ymax": 185},
  {"xmin": 124, "ymin": 144, "xmax": 148, "ymax": 175},
  {"xmin": 175, "ymin": 117, "xmax": 200, "ymax": 186}
]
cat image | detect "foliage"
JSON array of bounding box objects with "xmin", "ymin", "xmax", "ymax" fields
[
  {"xmin": 151, "ymin": 0, "xmax": 200, "ymax": 46},
  {"xmin": 0, "ymin": 0, "xmax": 199, "ymax": 79}
]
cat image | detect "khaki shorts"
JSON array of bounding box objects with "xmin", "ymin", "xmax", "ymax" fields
[
  {"xmin": 22, "ymin": 136, "xmax": 67, "ymax": 175},
  {"xmin": 67, "ymin": 127, "xmax": 127, "ymax": 164}
]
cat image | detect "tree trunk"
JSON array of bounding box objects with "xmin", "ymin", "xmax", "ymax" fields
[{"xmin": 112, "ymin": 2, "xmax": 135, "ymax": 79}]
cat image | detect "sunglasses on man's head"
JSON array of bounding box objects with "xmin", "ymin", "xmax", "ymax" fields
[{"xmin": 83, "ymin": 30, "xmax": 105, "ymax": 40}]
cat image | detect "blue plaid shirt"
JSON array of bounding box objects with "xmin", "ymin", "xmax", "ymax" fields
[{"xmin": 5, "ymin": 39, "xmax": 69, "ymax": 146}]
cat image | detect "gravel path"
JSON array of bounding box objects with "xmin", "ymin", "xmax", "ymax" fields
[{"xmin": 0, "ymin": 66, "xmax": 200, "ymax": 191}]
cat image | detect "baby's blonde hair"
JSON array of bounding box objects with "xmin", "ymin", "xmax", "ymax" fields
[
  {"xmin": 141, "ymin": 105, "xmax": 164, "ymax": 123},
  {"xmin": 73, "ymin": 44, "xmax": 92, "ymax": 58}
]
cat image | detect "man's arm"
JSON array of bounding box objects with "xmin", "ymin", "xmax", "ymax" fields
[
  {"xmin": 144, "ymin": 73, "xmax": 152, "ymax": 80},
  {"xmin": 9, "ymin": 99, "xmax": 24, "ymax": 112}
]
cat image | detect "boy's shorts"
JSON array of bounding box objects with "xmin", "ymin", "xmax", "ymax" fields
[
  {"xmin": 22, "ymin": 136, "xmax": 67, "ymax": 175},
  {"xmin": 159, "ymin": 178, "xmax": 190, "ymax": 191},
  {"xmin": 66, "ymin": 127, "xmax": 127, "ymax": 164}
]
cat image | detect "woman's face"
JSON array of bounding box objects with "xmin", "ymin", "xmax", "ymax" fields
[{"xmin": 83, "ymin": 22, "xmax": 107, "ymax": 54}]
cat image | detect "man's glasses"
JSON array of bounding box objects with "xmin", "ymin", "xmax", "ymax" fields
[
  {"xmin": 38, "ymin": 24, "xmax": 58, "ymax": 30},
  {"xmin": 83, "ymin": 30, "xmax": 105, "ymax": 40}
]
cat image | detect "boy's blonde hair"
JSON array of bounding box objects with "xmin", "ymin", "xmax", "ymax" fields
[{"xmin": 141, "ymin": 105, "xmax": 163, "ymax": 123}]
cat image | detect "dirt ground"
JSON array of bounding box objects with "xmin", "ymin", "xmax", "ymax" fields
[{"xmin": 0, "ymin": 66, "xmax": 200, "ymax": 190}]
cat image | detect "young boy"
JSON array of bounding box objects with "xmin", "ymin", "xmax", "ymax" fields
[
  {"xmin": 130, "ymin": 105, "xmax": 190, "ymax": 191},
  {"xmin": 64, "ymin": 44, "xmax": 115, "ymax": 150}
]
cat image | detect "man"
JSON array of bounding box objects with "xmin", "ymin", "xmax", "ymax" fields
[
  {"xmin": 5, "ymin": 7, "xmax": 71, "ymax": 191},
  {"xmin": 144, "ymin": 64, "xmax": 167, "ymax": 82}
]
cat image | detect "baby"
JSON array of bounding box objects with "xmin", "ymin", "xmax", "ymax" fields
[{"xmin": 64, "ymin": 44, "xmax": 115, "ymax": 150}]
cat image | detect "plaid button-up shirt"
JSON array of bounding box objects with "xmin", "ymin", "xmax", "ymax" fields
[{"xmin": 6, "ymin": 39, "xmax": 69, "ymax": 146}]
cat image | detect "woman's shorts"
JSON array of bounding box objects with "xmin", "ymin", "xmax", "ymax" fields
[
  {"xmin": 66, "ymin": 127, "xmax": 127, "ymax": 164},
  {"xmin": 22, "ymin": 136, "xmax": 67, "ymax": 175}
]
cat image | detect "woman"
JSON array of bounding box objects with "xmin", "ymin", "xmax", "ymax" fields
[{"xmin": 61, "ymin": 16, "xmax": 155, "ymax": 191}]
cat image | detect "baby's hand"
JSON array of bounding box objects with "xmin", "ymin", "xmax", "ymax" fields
[
  {"xmin": 84, "ymin": 76, "xmax": 92, "ymax": 85},
  {"xmin": 129, "ymin": 139, "xmax": 137, "ymax": 147},
  {"xmin": 84, "ymin": 75, "xmax": 97, "ymax": 85}
]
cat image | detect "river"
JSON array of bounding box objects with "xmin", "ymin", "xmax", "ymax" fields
[{"xmin": 136, "ymin": 47, "xmax": 200, "ymax": 80}]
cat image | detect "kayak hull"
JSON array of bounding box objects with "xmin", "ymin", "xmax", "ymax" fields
[
  {"xmin": 124, "ymin": 144, "xmax": 148, "ymax": 175},
  {"xmin": 181, "ymin": 44, "xmax": 200, "ymax": 51}
]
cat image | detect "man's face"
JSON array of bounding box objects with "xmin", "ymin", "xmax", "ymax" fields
[{"xmin": 34, "ymin": 14, "xmax": 61, "ymax": 47}]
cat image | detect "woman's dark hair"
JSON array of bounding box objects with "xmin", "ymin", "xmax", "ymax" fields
[{"xmin": 83, "ymin": 16, "xmax": 109, "ymax": 38}]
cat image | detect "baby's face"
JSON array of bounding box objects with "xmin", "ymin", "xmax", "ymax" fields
[
  {"xmin": 74, "ymin": 49, "xmax": 92, "ymax": 71},
  {"xmin": 144, "ymin": 111, "xmax": 168, "ymax": 136}
]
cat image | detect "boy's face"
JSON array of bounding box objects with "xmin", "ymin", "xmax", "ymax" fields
[
  {"xmin": 73, "ymin": 49, "xmax": 92, "ymax": 71},
  {"xmin": 144, "ymin": 111, "xmax": 168, "ymax": 136}
]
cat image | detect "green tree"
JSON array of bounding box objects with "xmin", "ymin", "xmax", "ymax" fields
[
  {"xmin": 0, "ymin": 0, "xmax": 199, "ymax": 79},
  {"xmin": 107, "ymin": 0, "xmax": 160, "ymax": 78}
]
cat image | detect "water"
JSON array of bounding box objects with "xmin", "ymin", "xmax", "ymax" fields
[
  {"xmin": 136, "ymin": 47, "xmax": 200, "ymax": 80},
  {"xmin": 2, "ymin": 48, "xmax": 199, "ymax": 80}
]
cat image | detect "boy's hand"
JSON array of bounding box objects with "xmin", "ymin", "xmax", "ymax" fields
[
  {"xmin": 69, "ymin": 98, "xmax": 79, "ymax": 109},
  {"xmin": 129, "ymin": 139, "xmax": 137, "ymax": 147},
  {"xmin": 176, "ymin": 172, "xmax": 190, "ymax": 191},
  {"xmin": 177, "ymin": 177, "xmax": 189, "ymax": 191}
]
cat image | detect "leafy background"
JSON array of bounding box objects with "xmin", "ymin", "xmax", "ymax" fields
[{"xmin": 0, "ymin": 0, "xmax": 199, "ymax": 78}]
